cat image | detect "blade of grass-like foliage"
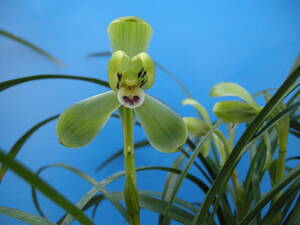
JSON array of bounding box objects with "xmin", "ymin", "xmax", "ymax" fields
[
  {"xmin": 282, "ymin": 195, "xmax": 300, "ymax": 225},
  {"xmin": 86, "ymin": 51, "xmax": 111, "ymax": 58},
  {"xmin": 159, "ymin": 153, "xmax": 186, "ymax": 225},
  {"xmin": 0, "ymin": 206, "xmax": 56, "ymax": 225},
  {"xmin": 251, "ymin": 101, "xmax": 300, "ymax": 140},
  {"xmin": 0, "ymin": 115, "xmax": 59, "ymax": 182},
  {"xmin": 81, "ymin": 190, "xmax": 198, "ymax": 223},
  {"xmin": 57, "ymin": 195, "xmax": 106, "ymax": 224},
  {"xmin": 181, "ymin": 147, "xmax": 213, "ymax": 184},
  {"xmin": 161, "ymin": 120, "xmax": 222, "ymax": 225},
  {"xmin": 281, "ymin": 191, "xmax": 300, "ymax": 221},
  {"xmin": 233, "ymin": 103, "xmax": 296, "ymax": 217},
  {"xmin": 0, "ymin": 112, "xmax": 136, "ymax": 182},
  {"xmin": 111, "ymin": 191, "xmax": 194, "ymax": 225},
  {"xmin": 87, "ymin": 51, "xmax": 192, "ymax": 98},
  {"xmin": 61, "ymin": 166, "xmax": 209, "ymax": 225},
  {"xmin": 0, "ymin": 149, "xmax": 95, "ymax": 225},
  {"xmin": 0, "ymin": 74, "xmax": 109, "ymax": 92},
  {"xmin": 286, "ymin": 156, "xmax": 300, "ymax": 161},
  {"xmin": 289, "ymin": 129, "xmax": 300, "ymax": 138},
  {"xmin": 95, "ymin": 140, "xmax": 149, "ymax": 171},
  {"xmin": 0, "ymin": 29, "xmax": 63, "ymax": 66},
  {"xmin": 192, "ymin": 65, "xmax": 300, "ymax": 225},
  {"xmin": 244, "ymin": 130, "xmax": 277, "ymax": 190},
  {"xmin": 31, "ymin": 163, "xmax": 128, "ymax": 221},
  {"xmin": 186, "ymin": 138, "xmax": 222, "ymax": 183},
  {"xmin": 287, "ymin": 88, "xmax": 300, "ymax": 106},
  {"xmin": 185, "ymin": 140, "xmax": 236, "ymax": 224},
  {"xmin": 71, "ymin": 191, "xmax": 197, "ymax": 225},
  {"xmin": 242, "ymin": 133, "xmax": 266, "ymax": 223},
  {"xmin": 261, "ymin": 132, "xmax": 272, "ymax": 171},
  {"xmin": 142, "ymin": 191, "xmax": 197, "ymax": 213},
  {"xmin": 238, "ymin": 167, "xmax": 300, "ymax": 225},
  {"xmin": 260, "ymin": 178, "xmax": 300, "ymax": 225}
]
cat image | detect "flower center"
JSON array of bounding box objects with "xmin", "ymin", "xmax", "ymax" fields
[
  {"xmin": 117, "ymin": 87, "xmax": 145, "ymax": 109},
  {"xmin": 115, "ymin": 67, "xmax": 148, "ymax": 109}
]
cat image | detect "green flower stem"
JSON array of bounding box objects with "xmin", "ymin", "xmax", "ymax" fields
[{"xmin": 120, "ymin": 107, "xmax": 140, "ymax": 225}]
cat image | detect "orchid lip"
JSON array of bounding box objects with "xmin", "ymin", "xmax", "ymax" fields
[{"xmin": 117, "ymin": 87, "xmax": 145, "ymax": 109}]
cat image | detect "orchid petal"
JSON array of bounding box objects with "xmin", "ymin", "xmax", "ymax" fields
[
  {"xmin": 57, "ymin": 91, "xmax": 120, "ymax": 148},
  {"xmin": 135, "ymin": 94, "xmax": 187, "ymax": 153}
]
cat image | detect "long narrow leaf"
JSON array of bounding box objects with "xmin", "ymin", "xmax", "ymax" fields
[
  {"xmin": 0, "ymin": 29, "xmax": 63, "ymax": 66},
  {"xmin": 192, "ymin": 65, "xmax": 300, "ymax": 225},
  {"xmin": 86, "ymin": 51, "xmax": 111, "ymax": 58},
  {"xmin": 282, "ymin": 195, "xmax": 300, "ymax": 225},
  {"xmin": 161, "ymin": 120, "xmax": 222, "ymax": 225},
  {"xmin": 32, "ymin": 163, "xmax": 128, "ymax": 221},
  {"xmin": 0, "ymin": 115, "xmax": 59, "ymax": 181},
  {"xmin": 57, "ymin": 195, "xmax": 105, "ymax": 224},
  {"xmin": 0, "ymin": 206, "xmax": 56, "ymax": 225},
  {"xmin": 0, "ymin": 149, "xmax": 95, "ymax": 225},
  {"xmin": 238, "ymin": 167, "xmax": 300, "ymax": 225},
  {"xmin": 61, "ymin": 166, "xmax": 209, "ymax": 225},
  {"xmin": 112, "ymin": 191, "xmax": 194, "ymax": 225},
  {"xmin": 251, "ymin": 101, "xmax": 300, "ymax": 140},
  {"xmin": 159, "ymin": 153, "xmax": 186, "ymax": 225},
  {"xmin": 0, "ymin": 74, "xmax": 109, "ymax": 92},
  {"xmin": 260, "ymin": 178, "xmax": 300, "ymax": 225}
]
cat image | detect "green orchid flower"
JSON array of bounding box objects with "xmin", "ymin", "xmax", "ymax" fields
[
  {"xmin": 56, "ymin": 16, "xmax": 187, "ymax": 153},
  {"xmin": 56, "ymin": 16, "xmax": 187, "ymax": 225}
]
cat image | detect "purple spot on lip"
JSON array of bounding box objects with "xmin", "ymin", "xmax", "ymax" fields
[
  {"xmin": 128, "ymin": 98, "xmax": 134, "ymax": 105},
  {"xmin": 133, "ymin": 96, "xmax": 139, "ymax": 102},
  {"xmin": 122, "ymin": 96, "xmax": 129, "ymax": 103}
]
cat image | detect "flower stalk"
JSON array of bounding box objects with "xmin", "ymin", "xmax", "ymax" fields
[{"xmin": 120, "ymin": 106, "xmax": 140, "ymax": 225}]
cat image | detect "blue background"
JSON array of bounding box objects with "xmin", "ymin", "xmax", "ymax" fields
[{"xmin": 0, "ymin": 0, "xmax": 299, "ymax": 224}]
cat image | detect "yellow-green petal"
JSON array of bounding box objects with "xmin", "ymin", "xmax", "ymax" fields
[
  {"xmin": 108, "ymin": 50, "xmax": 131, "ymax": 91},
  {"xmin": 56, "ymin": 91, "xmax": 120, "ymax": 148},
  {"xmin": 213, "ymin": 100, "xmax": 259, "ymax": 123},
  {"xmin": 108, "ymin": 51, "xmax": 155, "ymax": 92},
  {"xmin": 182, "ymin": 98, "xmax": 211, "ymax": 123},
  {"xmin": 135, "ymin": 94, "xmax": 187, "ymax": 153},
  {"xmin": 210, "ymin": 82, "xmax": 260, "ymax": 111},
  {"xmin": 183, "ymin": 117, "xmax": 211, "ymax": 137},
  {"xmin": 107, "ymin": 16, "xmax": 153, "ymax": 58},
  {"xmin": 133, "ymin": 52, "xmax": 155, "ymax": 90}
]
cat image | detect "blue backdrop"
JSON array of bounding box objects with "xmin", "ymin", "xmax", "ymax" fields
[{"xmin": 0, "ymin": 0, "xmax": 299, "ymax": 224}]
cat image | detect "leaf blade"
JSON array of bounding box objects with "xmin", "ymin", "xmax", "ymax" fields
[
  {"xmin": 0, "ymin": 74, "xmax": 109, "ymax": 92},
  {"xmin": 0, "ymin": 149, "xmax": 95, "ymax": 225},
  {"xmin": 0, "ymin": 29, "xmax": 63, "ymax": 66},
  {"xmin": 0, "ymin": 206, "xmax": 56, "ymax": 225},
  {"xmin": 192, "ymin": 62, "xmax": 300, "ymax": 225}
]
